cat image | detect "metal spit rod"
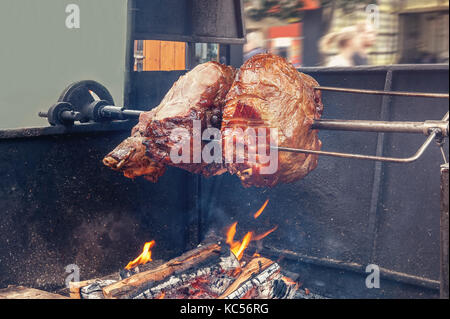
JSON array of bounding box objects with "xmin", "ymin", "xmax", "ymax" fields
[
  {"xmin": 314, "ymin": 86, "xmax": 449, "ymax": 99},
  {"xmin": 275, "ymin": 112, "xmax": 449, "ymax": 163},
  {"xmin": 99, "ymin": 105, "xmax": 449, "ymax": 163},
  {"xmin": 312, "ymin": 119, "xmax": 448, "ymax": 135},
  {"xmin": 39, "ymin": 87, "xmax": 449, "ymax": 163},
  {"xmin": 101, "ymin": 106, "xmax": 143, "ymax": 119}
]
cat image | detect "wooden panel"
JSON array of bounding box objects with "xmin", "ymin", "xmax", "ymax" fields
[
  {"xmin": 160, "ymin": 41, "xmax": 176, "ymax": 71},
  {"xmin": 144, "ymin": 40, "xmax": 161, "ymax": 71},
  {"xmin": 174, "ymin": 42, "xmax": 186, "ymax": 70},
  {"xmin": 141, "ymin": 41, "xmax": 185, "ymax": 71},
  {"xmin": 0, "ymin": 286, "xmax": 69, "ymax": 299}
]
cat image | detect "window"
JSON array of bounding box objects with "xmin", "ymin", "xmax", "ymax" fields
[{"xmin": 134, "ymin": 40, "xmax": 186, "ymax": 71}]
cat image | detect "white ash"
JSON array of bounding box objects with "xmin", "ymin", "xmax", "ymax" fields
[
  {"xmin": 219, "ymin": 251, "xmax": 240, "ymax": 271},
  {"xmin": 294, "ymin": 289, "xmax": 327, "ymax": 299},
  {"xmin": 80, "ymin": 280, "xmax": 117, "ymax": 299},
  {"xmin": 256, "ymin": 275, "xmax": 299, "ymax": 299},
  {"xmin": 134, "ymin": 262, "xmax": 236, "ymax": 299},
  {"xmin": 225, "ymin": 263, "xmax": 281, "ymax": 299},
  {"xmin": 208, "ymin": 275, "xmax": 235, "ymax": 295},
  {"xmin": 134, "ymin": 268, "xmax": 214, "ymax": 299}
]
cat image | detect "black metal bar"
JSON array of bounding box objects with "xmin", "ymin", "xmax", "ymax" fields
[
  {"xmin": 234, "ymin": 0, "xmax": 246, "ymax": 40},
  {"xmin": 131, "ymin": 33, "xmax": 246, "ymax": 45},
  {"xmin": 101, "ymin": 106, "xmax": 142, "ymax": 119},
  {"xmin": 368, "ymin": 70, "xmax": 393, "ymax": 263},
  {"xmin": 262, "ymin": 245, "xmax": 440, "ymax": 291},
  {"xmin": 0, "ymin": 121, "xmax": 135, "ymax": 140},
  {"xmin": 441, "ymin": 163, "xmax": 449, "ymax": 299},
  {"xmin": 124, "ymin": 0, "xmax": 138, "ymax": 107},
  {"xmin": 186, "ymin": 42, "xmax": 197, "ymax": 70}
]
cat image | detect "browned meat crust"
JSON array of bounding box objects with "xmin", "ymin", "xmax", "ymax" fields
[
  {"xmin": 103, "ymin": 61, "xmax": 235, "ymax": 181},
  {"xmin": 221, "ymin": 53, "xmax": 323, "ymax": 187}
]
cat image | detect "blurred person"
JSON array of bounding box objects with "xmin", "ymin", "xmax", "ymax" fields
[
  {"xmin": 243, "ymin": 31, "xmax": 266, "ymax": 61},
  {"xmin": 320, "ymin": 22, "xmax": 376, "ymax": 67},
  {"xmin": 353, "ymin": 22, "xmax": 377, "ymax": 65},
  {"xmin": 320, "ymin": 26, "xmax": 359, "ymax": 67}
]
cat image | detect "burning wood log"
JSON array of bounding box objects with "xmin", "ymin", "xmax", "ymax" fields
[
  {"xmin": 219, "ymin": 257, "xmax": 274, "ymax": 298},
  {"xmin": 133, "ymin": 255, "xmax": 238, "ymax": 299},
  {"xmin": 69, "ymin": 279, "xmax": 99, "ymax": 299},
  {"xmin": 0, "ymin": 286, "xmax": 69, "ymax": 299},
  {"xmin": 102, "ymin": 243, "xmax": 223, "ymax": 299},
  {"xmin": 71, "ymin": 211, "xmax": 299, "ymax": 300},
  {"xmin": 71, "ymin": 248, "xmax": 301, "ymax": 299},
  {"xmin": 218, "ymin": 257, "xmax": 300, "ymax": 299},
  {"xmin": 80, "ymin": 280, "xmax": 117, "ymax": 299},
  {"xmin": 119, "ymin": 259, "xmax": 165, "ymax": 280},
  {"xmin": 224, "ymin": 263, "xmax": 281, "ymax": 299}
]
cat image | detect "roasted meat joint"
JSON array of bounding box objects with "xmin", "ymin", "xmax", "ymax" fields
[
  {"xmin": 1, "ymin": 0, "xmax": 448, "ymax": 303},
  {"xmin": 103, "ymin": 54, "xmax": 324, "ymax": 187}
]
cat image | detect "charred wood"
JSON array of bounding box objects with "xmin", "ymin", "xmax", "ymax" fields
[{"xmin": 102, "ymin": 243, "xmax": 223, "ymax": 299}]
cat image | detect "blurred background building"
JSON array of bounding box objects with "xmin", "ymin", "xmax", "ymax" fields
[
  {"xmin": 0, "ymin": 0, "xmax": 447, "ymax": 130},
  {"xmin": 242, "ymin": 0, "xmax": 449, "ymax": 66},
  {"xmin": 133, "ymin": 0, "xmax": 449, "ymax": 70}
]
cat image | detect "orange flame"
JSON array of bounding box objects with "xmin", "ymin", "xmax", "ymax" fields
[
  {"xmin": 253, "ymin": 226, "xmax": 278, "ymax": 241},
  {"xmin": 225, "ymin": 222, "xmax": 277, "ymax": 261},
  {"xmin": 226, "ymin": 222, "xmax": 251, "ymax": 261},
  {"xmin": 233, "ymin": 231, "xmax": 253, "ymax": 261},
  {"xmin": 226, "ymin": 222, "xmax": 238, "ymax": 247},
  {"xmin": 253, "ymin": 199, "xmax": 269, "ymax": 219},
  {"xmin": 125, "ymin": 240, "xmax": 155, "ymax": 270}
]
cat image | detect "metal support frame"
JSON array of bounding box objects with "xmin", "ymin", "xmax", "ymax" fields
[
  {"xmin": 441, "ymin": 163, "xmax": 449, "ymax": 299},
  {"xmin": 32, "ymin": 63, "xmax": 449, "ymax": 297}
]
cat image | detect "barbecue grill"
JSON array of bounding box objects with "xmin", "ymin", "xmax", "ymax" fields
[{"xmin": 0, "ymin": 0, "xmax": 448, "ymax": 299}]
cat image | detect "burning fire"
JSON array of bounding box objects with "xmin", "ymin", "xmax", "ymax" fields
[
  {"xmin": 253, "ymin": 199, "xmax": 269, "ymax": 219},
  {"xmin": 125, "ymin": 240, "xmax": 155, "ymax": 270},
  {"xmin": 226, "ymin": 200, "xmax": 277, "ymax": 261},
  {"xmin": 253, "ymin": 226, "xmax": 278, "ymax": 240}
]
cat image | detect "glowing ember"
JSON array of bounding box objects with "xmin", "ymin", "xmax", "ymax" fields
[
  {"xmin": 157, "ymin": 291, "xmax": 165, "ymax": 299},
  {"xmin": 253, "ymin": 199, "xmax": 269, "ymax": 219},
  {"xmin": 281, "ymin": 276, "xmax": 297, "ymax": 286},
  {"xmin": 125, "ymin": 240, "xmax": 155, "ymax": 270}
]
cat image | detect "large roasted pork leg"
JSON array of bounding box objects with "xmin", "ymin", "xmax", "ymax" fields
[
  {"xmin": 221, "ymin": 53, "xmax": 323, "ymax": 187},
  {"xmin": 103, "ymin": 61, "xmax": 235, "ymax": 181}
]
